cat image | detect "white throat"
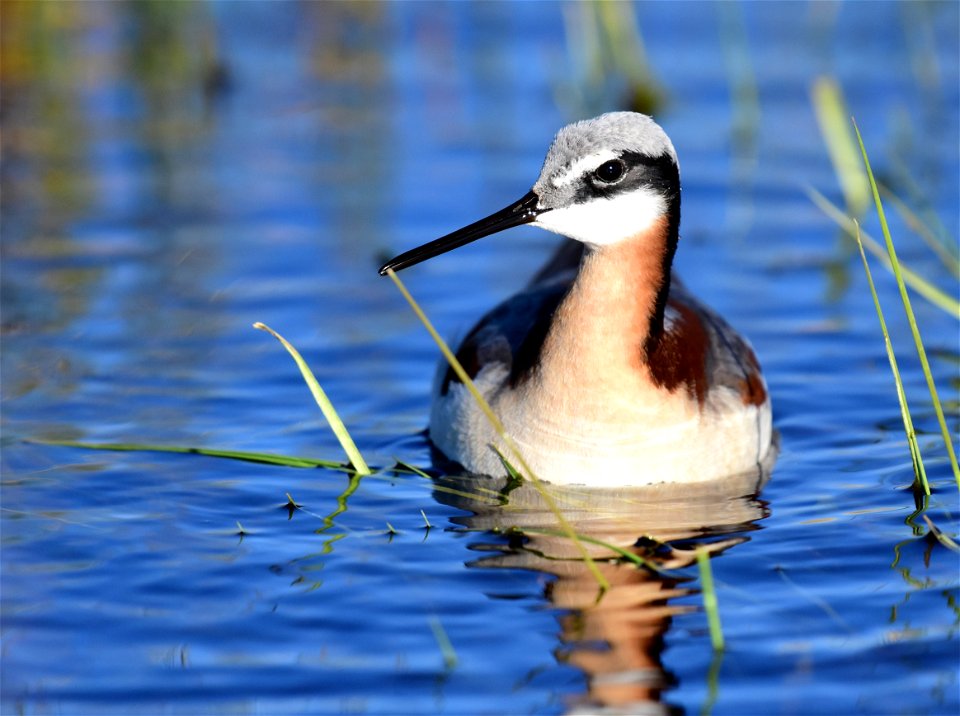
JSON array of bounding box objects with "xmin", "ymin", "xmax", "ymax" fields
[{"xmin": 534, "ymin": 187, "xmax": 667, "ymax": 247}]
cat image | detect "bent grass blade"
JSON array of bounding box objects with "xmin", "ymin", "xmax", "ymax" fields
[
  {"xmin": 253, "ymin": 322, "xmax": 371, "ymax": 476},
  {"xmin": 922, "ymin": 515, "xmax": 960, "ymax": 553},
  {"xmin": 385, "ymin": 269, "xmax": 611, "ymax": 594}
]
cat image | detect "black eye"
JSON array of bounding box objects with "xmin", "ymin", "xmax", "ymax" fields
[{"xmin": 594, "ymin": 159, "xmax": 625, "ymax": 183}]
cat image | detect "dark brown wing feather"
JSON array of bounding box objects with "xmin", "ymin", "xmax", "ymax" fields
[{"xmin": 658, "ymin": 282, "xmax": 767, "ymax": 409}]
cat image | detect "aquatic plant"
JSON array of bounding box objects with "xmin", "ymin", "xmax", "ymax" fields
[
  {"xmin": 804, "ymin": 186, "xmax": 958, "ymax": 316},
  {"xmin": 810, "ymin": 79, "xmax": 959, "ymax": 494},
  {"xmin": 697, "ymin": 548, "xmax": 724, "ymax": 652},
  {"xmin": 852, "ymin": 219, "xmax": 928, "ymax": 494},
  {"xmin": 852, "ymin": 121, "xmax": 960, "ymax": 490}
]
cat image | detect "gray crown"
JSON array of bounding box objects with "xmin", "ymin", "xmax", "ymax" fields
[{"xmin": 532, "ymin": 112, "xmax": 678, "ymax": 209}]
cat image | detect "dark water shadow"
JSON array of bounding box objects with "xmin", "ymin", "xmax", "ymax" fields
[{"xmin": 431, "ymin": 459, "xmax": 774, "ymax": 715}]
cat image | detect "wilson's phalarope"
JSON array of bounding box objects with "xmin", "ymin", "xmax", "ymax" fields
[{"xmin": 380, "ymin": 112, "xmax": 772, "ymax": 487}]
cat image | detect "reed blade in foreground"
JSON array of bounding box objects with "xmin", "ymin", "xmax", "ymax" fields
[
  {"xmin": 697, "ymin": 549, "xmax": 725, "ymax": 653},
  {"xmin": 254, "ymin": 322, "xmax": 371, "ymax": 476},
  {"xmin": 853, "ymin": 222, "xmax": 929, "ymax": 494},
  {"xmin": 852, "ymin": 120, "xmax": 960, "ymax": 489}
]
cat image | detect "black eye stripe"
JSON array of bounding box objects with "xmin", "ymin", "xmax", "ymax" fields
[{"xmin": 571, "ymin": 151, "xmax": 679, "ymax": 204}]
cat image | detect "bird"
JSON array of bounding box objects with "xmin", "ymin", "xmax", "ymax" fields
[{"xmin": 379, "ymin": 112, "xmax": 773, "ymax": 487}]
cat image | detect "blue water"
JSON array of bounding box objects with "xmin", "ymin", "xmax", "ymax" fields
[{"xmin": 3, "ymin": 2, "xmax": 958, "ymax": 715}]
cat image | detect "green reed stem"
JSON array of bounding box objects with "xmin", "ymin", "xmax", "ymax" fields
[
  {"xmin": 853, "ymin": 121, "xmax": 960, "ymax": 490},
  {"xmin": 697, "ymin": 548, "xmax": 724, "ymax": 652},
  {"xmin": 853, "ymin": 222, "xmax": 929, "ymax": 494}
]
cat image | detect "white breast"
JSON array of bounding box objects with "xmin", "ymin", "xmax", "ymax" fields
[{"xmin": 429, "ymin": 363, "xmax": 773, "ymax": 488}]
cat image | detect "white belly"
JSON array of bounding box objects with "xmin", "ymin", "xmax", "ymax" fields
[{"xmin": 429, "ymin": 364, "xmax": 773, "ymax": 488}]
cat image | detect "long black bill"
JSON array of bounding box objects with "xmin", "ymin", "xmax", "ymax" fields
[{"xmin": 378, "ymin": 190, "xmax": 547, "ymax": 275}]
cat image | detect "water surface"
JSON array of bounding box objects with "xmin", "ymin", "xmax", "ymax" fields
[{"xmin": 3, "ymin": 3, "xmax": 958, "ymax": 714}]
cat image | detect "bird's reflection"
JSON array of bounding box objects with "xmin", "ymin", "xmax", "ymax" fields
[{"xmin": 432, "ymin": 461, "xmax": 773, "ymax": 714}]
